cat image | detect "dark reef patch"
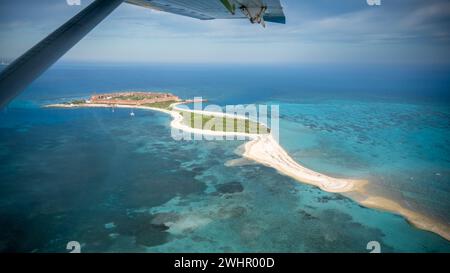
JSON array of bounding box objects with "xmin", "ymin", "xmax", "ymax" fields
[
  {"xmin": 316, "ymin": 194, "xmax": 346, "ymax": 203},
  {"xmin": 215, "ymin": 182, "xmax": 244, "ymax": 195},
  {"xmin": 116, "ymin": 213, "xmax": 170, "ymax": 247},
  {"xmin": 298, "ymin": 209, "xmax": 318, "ymax": 221}
]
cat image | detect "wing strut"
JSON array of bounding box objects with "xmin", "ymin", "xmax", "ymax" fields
[{"xmin": 0, "ymin": 0, "xmax": 124, "ymax": 108}]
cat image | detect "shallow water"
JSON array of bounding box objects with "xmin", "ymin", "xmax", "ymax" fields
[
  {"xmin": 0, "ymin": 106, "xmax": 448, "ymax": 252},
  {"xmin": 0, "ymin": 64, "xmax": 449, "ymax": 252},
  {"xmin": 276, "ymin": 101, "xmax": 450, "ymax": 225}
]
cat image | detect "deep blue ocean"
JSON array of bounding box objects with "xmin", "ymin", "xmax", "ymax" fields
[{"xmin": 0, "ymin": 63, "xmax": 449, "ymax": 252}]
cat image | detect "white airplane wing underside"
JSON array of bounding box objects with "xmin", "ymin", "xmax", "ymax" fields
[{"xmin": 126, "ymin": 0, "xmax": 286, "ymax": 25}]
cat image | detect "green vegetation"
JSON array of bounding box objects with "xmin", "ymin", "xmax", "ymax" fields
[
  {"xmin": 142, "ymin": 100, "xmax": 178, "ymax": 110},
  {"xmin": 64, "ymin": 99, "xmax": 86, "ymax": 105},
  {"xmin": 115, "ymin": 94, "xmax": 150, "ymax": 101},
  {"xmin": 72, "ymin": 99, "xmax": 86, "ymax": 104},
  {"xmin": 177, "ymin": 111, "xmax": 270, "ymax": 134}
]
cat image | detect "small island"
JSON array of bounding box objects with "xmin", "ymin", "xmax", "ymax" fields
[
  {"xmin": 56, "ymin": 91, "xmax": 180, "ymax": 109},
  {"xmin": 46, "ymin": 91, "xmax": 270, "ymax": 134}
]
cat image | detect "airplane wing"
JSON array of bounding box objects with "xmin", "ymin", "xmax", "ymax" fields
[
  {"xmin": 0, "ymin": 0, "xmax": 285, "ymax": 108},
  {"xmin": 126, "ymin": 0, "xmax": 286, "ymax": 25}
]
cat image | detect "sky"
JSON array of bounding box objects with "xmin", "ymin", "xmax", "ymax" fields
[{"xmin": 0, "ymin": 0, "xmax": 449, "ymax": 64}]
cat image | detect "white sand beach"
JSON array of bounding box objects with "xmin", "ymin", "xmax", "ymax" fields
[{"xmin": 242, "ymin": 134, "xmax": 359, "ymax": 193}]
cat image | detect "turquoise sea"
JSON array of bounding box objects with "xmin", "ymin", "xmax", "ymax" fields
[{"xmin": 0, "ymin": 63, "xmax": 449, "ymax": 252}]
